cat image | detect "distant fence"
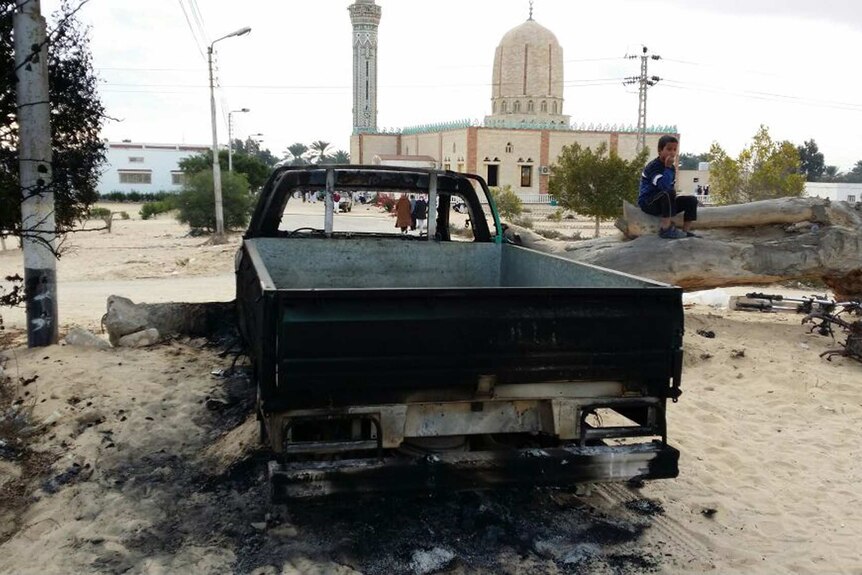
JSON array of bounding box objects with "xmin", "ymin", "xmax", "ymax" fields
[{"xmin": 516, "ymin": 193, "xmax": 553, "ymax": 205}]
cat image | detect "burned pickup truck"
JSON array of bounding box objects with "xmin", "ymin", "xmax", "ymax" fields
[{"xmin": 236, "ymin": 165, "xmax": 683, "ymax": 500}]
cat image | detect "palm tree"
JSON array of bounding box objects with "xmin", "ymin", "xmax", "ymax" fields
[
  {"xmin": 309, "ymin": 140, "xmax": 331, "ymax": 165},
  {"xmin": 329, "ymin": 150, "xmax": 350, "ymax": 164},
  {"xmin": 284, "ymin": 143, "xmax": 309, "ymax": 166}
]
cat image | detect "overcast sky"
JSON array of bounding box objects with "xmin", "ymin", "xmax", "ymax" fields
[{"xmin": 41, "ymin": 0, "xmax": 862, "ymax": 170}]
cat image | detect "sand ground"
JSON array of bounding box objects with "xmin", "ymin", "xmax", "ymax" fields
[{"xmin": 0, "ymin": 204, "xmax": 860, "ymax": 574}]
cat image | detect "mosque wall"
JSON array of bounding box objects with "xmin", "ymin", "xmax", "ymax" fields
[
  {"xmin": 477, "ymin": 128, "xmax": 543, "ymax": 194},
  {"xmin": 548, "ymin": 132, "xmax": 610, "ymax": 163},
  {"xmin": 350, "ymin": 133, "xmax": 398, "ymax": 164},
  {"xmin": 439, "ymin": 131, "xmax": 470, "ymax": 172}
]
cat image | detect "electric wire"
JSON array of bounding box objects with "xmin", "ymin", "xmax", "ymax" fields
[{"xmin": 176, "ymin": 0, "xmax": 206, "ymax": 60}]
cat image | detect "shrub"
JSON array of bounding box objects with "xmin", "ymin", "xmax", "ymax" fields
[
  {"xmin": 374, "ymin": 193, "xmax": 397, "ymax": 213},
  {"xmin": 547, "ymin": 209, "xmax": 563, "ymax": 222},
  {"xmin": 175, "ymin": 171, "xmax": 252, "ymax": 232},
  {"xmin": 140, "ymin": 202, "xmax": 167, "ymax": 220},
  {"xmin": 489, "ymin": 185, "xmax": 523, "ymax": 220},
  {"xmin": 511, "ymin": 215, "xmax": 533, "ymax": 229},
  {"xmin": 100, "ymin": 191, "xmax": 127, "ymax": 202},
  {"xmin": 101, "ymin": 190, "xmax": 174, "ymax": 203},
  {"xmin": 86, "ymin": 207, "xmax": 117, "ymax": 232},
  {"xmin": 119, "ymin": 211, "xmax": 130, "ymax": 220},
  {"xmin": 536, "ymin": 228, "xmax": 563, "ymax": 240},
  {"xmin": 87, "ymin": 207, "xmax": 111, "ymax": 219}
]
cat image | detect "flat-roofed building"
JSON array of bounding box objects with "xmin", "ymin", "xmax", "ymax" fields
[{"xmin": 99, "ymin": 141, "xmax": 210, "ymax": 196}]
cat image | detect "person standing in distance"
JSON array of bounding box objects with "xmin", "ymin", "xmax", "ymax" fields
[{"xmin": 638, "ymin": 135, "xmax": 699, "ymax": 239}]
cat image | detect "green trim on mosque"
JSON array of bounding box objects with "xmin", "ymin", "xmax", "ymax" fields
[{"xmin": 371, "ymin": 120, "xmax": 678, "ymax": 136}]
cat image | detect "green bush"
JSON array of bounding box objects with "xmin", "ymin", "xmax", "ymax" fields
[
  {"xmin": 87, "ymin": 207, "xmax": 111, "ymax": 219},
  {"xmin": 546, "ymin": 209, "xmax": 563, "ymax": 222},
  {"xmin": 100, "ymin": 191, "xmax": 127, "ymax": 202},
  {"xmin": 139, "ymin": 199, "xmax": 176, "ymax": 220},
  {"xmin": 101, "ymin": 190, "xmax": 174, "ymax": 203},
  {"xmin": 175, "ymin": 171, "xmax": 252, "ymax": 232},
  {"xmin": 489, "ymin": 185, "xmax": 523, "ymax": 220}
]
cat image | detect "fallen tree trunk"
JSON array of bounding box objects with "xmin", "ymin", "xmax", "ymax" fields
[
  {"xmin": 505, "ymin": 198, "xmax": 862, "ymax": 298},
  {"xmin": 103, "ymin": 296, "xmax": 236, "ymax": 346},
  {"xmin": 616, "ymin": 197, "xmax": 862, "ymax": 238}
]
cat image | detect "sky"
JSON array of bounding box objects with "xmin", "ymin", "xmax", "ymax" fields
[{"xmin": 40, "ymin": 0, "xmax": 862, "ymax": 170}]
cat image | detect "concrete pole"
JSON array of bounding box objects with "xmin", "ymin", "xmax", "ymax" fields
[
  {"xmin": 228, "ymin": 108, "xmax": 250, "ymax": 173},
  {"xmin": 207, "ymin": 46, "xmax": 226, "ymax": 241},
  {"xmin": 14, "ymin": 0, "xmax": 58, "ymax": 347}
]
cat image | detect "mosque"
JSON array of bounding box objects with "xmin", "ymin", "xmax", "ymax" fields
[{"xmin": 348, "ymin": 0, "xmax": 678, "ymax": 197}]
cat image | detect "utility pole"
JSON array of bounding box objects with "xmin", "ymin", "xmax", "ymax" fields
[
  {"xmin": 228, "ymin": 107, "xmax": 250, "ymax": 172},
  {"xmin": 624, "ymin": 46, "xmax": 662, "ymax": 154},
  {"xmin": 207, "ymin": 27, "xmax": 251, "ymax": 243},
  {"xmin": 207, "ymin": 45, "xmax": 226, "ymax": 241},
  {"xmin": 14, "ymin": 0, "xmax": 58, "ymax": 347}
]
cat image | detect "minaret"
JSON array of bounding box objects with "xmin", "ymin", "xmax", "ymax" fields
[{"xmin": 348, "ymin": 0, "xmax": 382, "ymax": 134}]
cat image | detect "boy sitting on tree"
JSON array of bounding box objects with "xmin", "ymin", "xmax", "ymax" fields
[{"xmin": 638, "ymin": 135, "xmax": 699, "ymax": 239}]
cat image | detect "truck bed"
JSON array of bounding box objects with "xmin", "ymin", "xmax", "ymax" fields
[{"xmin": 238, "ymin": 238, "xmax": 683, "ymax": 412}]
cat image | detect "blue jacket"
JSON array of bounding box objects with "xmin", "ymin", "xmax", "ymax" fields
[{"xmin": 638, "ymin": 157, "xmax": 676, "ymax": 207}]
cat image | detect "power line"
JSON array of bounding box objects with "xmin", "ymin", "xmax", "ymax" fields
[
  {"xmin": 187, "ymin": 0, "xmax": 210, "ymax": 44},
  {"xmin": 660, "ymin": 79, "xmax": 862, "ymax": 112},
  {"xmin": 623, "ymin": 46, "xmax": 662, "ymax": 152},
  {"xmin": 97, "ymin": 76, "xmax": 629, "ymax": 90},
  {"xmin": 176, "ymin": 0, "xmax": 206, "ymax": 60},
  {"xmin": 564, "ymin": 56, "xmax": 627, "ymax": 63},
  {"xmin": 97, "ymin": 66, "xmax": 201, "ymax": 72}
]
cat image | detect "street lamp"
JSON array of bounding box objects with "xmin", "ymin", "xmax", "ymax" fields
[
  {"xmin": 208, "ymin": 26, "xmax": 251, "ymax": 241},
  {"xmin": 228, "ymin": 107, "xmax": 250, "ymax": 173}
]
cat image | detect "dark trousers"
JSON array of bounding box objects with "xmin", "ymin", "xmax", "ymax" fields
[{"xmin": 640, "ymin": 191, "xmax": 698, "ymax": 221}]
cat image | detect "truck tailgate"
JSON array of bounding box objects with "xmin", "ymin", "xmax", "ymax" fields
[{"xmin": 265, "ymin": 287, "xmax": 682, "ymax": 410}]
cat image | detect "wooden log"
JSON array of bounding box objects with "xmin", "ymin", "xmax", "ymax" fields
[
  {"xmin": 616, "ymin": 197, "xmax": 862, "ymax": 238},
  {"xmin": 506, "ymin": 218, "xmax": 862, "ymax": 297}
]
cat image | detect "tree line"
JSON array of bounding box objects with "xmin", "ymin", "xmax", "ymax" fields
[
  {"xmin": 163, "ymin": 139, "xmax": 351, "ymax": 233},
  {"xmin": 544, "ymin": 124, "xmax": 847, "ymax": 236},
  {"xmin": 680, "ymin": 136, "xmax": 862, "ymax": 184},
  {"xmin": 282, "ymin": 141, "xmax": 350, "ymax": 166}
]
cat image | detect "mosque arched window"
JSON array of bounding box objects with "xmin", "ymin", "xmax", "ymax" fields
[
  {"xmin": 505, "ymin": 142, "xmax": 513, "ymax": 153},
  {"xmin": 492, "ymin": 101, "xmax": 497, "ymax": 113},
  {"xmin": 541, "ymin": 100, "xmax": 548, "ymax": 113},
  {"xmin": 527, "ymin": 100, "xmax": 534, "ymax": 113},
  {"xmin": 553, "ymin": 101, "xmax": 558, "ymax": 114},
  {"xmin": 501, "ymin": 101, "xmax": 508, "ymax": 113},
  {"xmin": 513, "ymin": 101, "xmax": 521, "ymax": 113}
]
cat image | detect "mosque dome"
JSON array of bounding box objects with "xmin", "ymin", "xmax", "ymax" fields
[{"xmin": 486, "ymin": 16, "xmax": 569, "ymax": 126}]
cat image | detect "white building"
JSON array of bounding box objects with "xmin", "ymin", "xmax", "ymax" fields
[
  {"xmin": 99, "ymin": 141, "xmax": 210, "ymax": 196},
  {"xmin": 805, "ymin": 182, "xmax": 861, "ymax": 204}
]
